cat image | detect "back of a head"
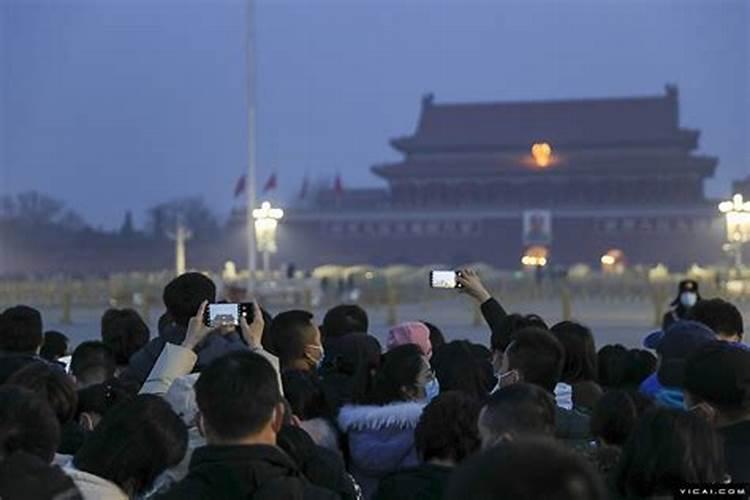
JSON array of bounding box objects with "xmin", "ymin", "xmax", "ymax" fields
[
  {"xmin": 445, "ymin": 437, "xmax": 606, "ymax": 500},
  {"xmin": 195, "ymin": 351, "xmax": 282, "ymax": 441},
  {"xmin": 270, "ymin": 310, "xmax": 316, "ymax": 364},
  {"xmin": 617, "ymin": 408, "xmax": 725, "ymax": 498},
  {"xmin": 591, "ymin": 390, "xmax": 640, "ymax": 447},
  {"xmin": 689, "ymin": 298, "xmax": 744, "ymax": 341},
  {"xmin": 623, "ymin": 348, "xmax": 657, "ymax": 387},
  {"xmin": 422, "ymin": 321, "xmax": 446, "ymax": 352},
  {"xmin": 7, "ymin": 362, "xmax": 77, "ymax": 426},
  {"xmin": 70, "ymin": 341, "xmax": 116, "ymax": 388},
  {"xmin": 39, "ymin": 331, "xmax": 69, "ymax": 362},
  {"xmin": 431, "ymin": 340, "xmax": 494, "ymax": 402},
  {"xmin": 0, "ymin": 305, "xmax": 43, "ymax": 354},
  {"xmin": 684, "ymin": 341, "xmax": 750, "ymax": 412},
  {"xmin": 490, "ymin": 314, "xmax": 548, "ymax": 352},
  {"xmin": 479, "ymin": 383, "xmax": 555, "ymax": 447},
  {"xmin": 0, "ymin": 450, "xmax": 83, "ymax": 500},
  {"xmin": 74, "ymin": 394, "xmax": 187, "ymax": 497},
  {"xmin": 100, "ymin": 308, "xmax": 150, "ymax": 366},
  {"xmin": 415, "ymin": 391, "xmax": 481, "ymax": 464},
  {"xmin": 162, "ymin": 272, "xmax": 216, "ymax": 327},
  {"xmin": 76, "ymin": 379, "xmax": 135, "ymax": 424},
  {"xmin": 281, "ymin": 369, "xmax": 330, "ymax": 420},
  {"xmin": 597, "ymin": 344, "xmax": 629, "ymax": 389},
  {"xmin": 550, "ymin": 321, "xmax": 597, "ymax": 384},
  {"xmin": 366, "ymin": 343, "xmax": 425, "ymax": 405},
  {"xmin": 321, "ymin": 304, "xmax": 369, "ymax": 338},
  {"xmin": 0, "ymin": 386, "xmax": 60, "ymax": 463},
  {"xmin": 506, "ymin": 327, "xmax": 564, "ymax": 393}
]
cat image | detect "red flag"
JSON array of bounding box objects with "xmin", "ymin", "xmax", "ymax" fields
[
  {"xmin": 299, "ymin": 175, "xmax": 309, "ymax": 199},
  {"xmin": 262, "ymin": 173, "xmax": 277, "ymax": 193},
  {"xmin": 333, "ymin": 173, "xmax": 343, "ymax": 196},
  {"xmin": 233, "ymin": 175, "xmax": 246, "ymax": 198}
]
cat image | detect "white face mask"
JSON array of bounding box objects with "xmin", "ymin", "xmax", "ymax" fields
[{"xmin": 680, "ymin": 292, "xmax": 698, "ymax": 308}]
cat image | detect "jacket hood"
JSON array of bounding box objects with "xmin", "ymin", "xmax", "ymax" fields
[
  {"xmin": 337, "ymin": 401, "xmax": 425, "ymax": 432},
  {"xmin": 65, "ymin": 467, "xmax": 128, "ymax": 500},
  {"xmin": 339, "ymin": 401, "xmax": 424, "ymax": 476}
]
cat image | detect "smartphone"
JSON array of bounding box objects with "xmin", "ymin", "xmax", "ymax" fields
[
  {"xmin": 203, "ymin": 302, "xmax": 254, "ymax": 327},
  {"xmin": 429, "ymin": 270, "xmax": 463, "ymax": 289}
]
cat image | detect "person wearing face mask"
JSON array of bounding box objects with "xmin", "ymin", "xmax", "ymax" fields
[
  {"xmin": 662, "ymin": 279, "xmax": 701, "ymax": 331},
  {"xmin": 338, "ymin": 344, "xmax": 434, "ymax": 500},
  {"xmin": 270, "ymin": 310, "xmax": 326, "ymax": 373}
]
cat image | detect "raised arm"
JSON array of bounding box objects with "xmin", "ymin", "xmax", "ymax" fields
[{"xmin": 457, "ymin": 269, "xmax": 510, "ymax": 347}]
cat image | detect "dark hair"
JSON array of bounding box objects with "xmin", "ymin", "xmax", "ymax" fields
[
  {"xmin": 75, "ymin": 380, "xmax": 134, "ymax": 421},
  {"xmin": 74, "ymin": 394, "xmax": 187, "ymax": 496},
  {"xmin": 0, "ymin": 305, "xmax": 43, "ymax": 354},
  {"xmin": 479, "ymin": 383, "xmax": 556, "ymax": 443},
  {"xmin": 321, "ymin": 304, "xmax": 369, "ymax": 338},
  {"xmin": 7, "ymin": 362, "xmax": 77, "ymax": 425},
  {"xmin": 162, "ymin": 272, "xmax": 216, "ymax": 327},
  {"xmin": 415, "ymin": 391, "xmax": 481, "ymax": 463},
  {"xmin": 431, "ymin": 340, "xmax": 494, "ymax": 402},
  {"xmin": 490, "ymin": 314, "xmax": 547, "ymax": 352},
  {"xmin": 551, "ymin": 321, "xmax": 597, "ymax": 384},
  {"xmin": 506, "ymin": 328, "xmax": 564, "ymax": 393},
  {"xmin": 689, "ymin": 298, "xmax": 744, "ymax": 339},
  {"xmin": 422, "ymin": 321, "xmax": 446, "ymax": 352},
  {"xmin": 366, "ymin": 344, "xmax": 425, "ymax": 405},
  {"xmin": 70, "ymin": 341, "xmax": 116, "ymax": 388},
  {"xmin": 39, "ymin": 331, "xmax": 69, "ymax": 361},
  {"xmin": 616, "ymin": 408, "xmax": 725, "ymax": 498},
  {"xmin": 623, "ymin": 349, "xmax": 657, "ymax": 387},
  {"xmin": 281, "ymin": 370, "xmax": 330, "ymax": 420},
  {"xmin": 597, "ymin": 344, "xmax": 629, "ymax": 389},
  {"xmin": 270, "ymin": 310, "xmax": 317, "ymax": 364},
  {"xmin": 0, "ymin": 386, "xmax": 60, "ymax": 463},
  {"xmin": 100, "ymin": 308, "xmax": 150, "ymax": 365},
  {"xmin": 0, "ymin": 451, "xmax": 83, "ymax": 500},
  {"xmin": 591, "ymin": 390, "xmax": 640, "ymax": 447},
  {"xmin": 445, "ymin": 437, "xmax": 606, "ymax": 500},
  {"xmin": 195, "ymin": 351, "xmax": 282, "ymax": 440}
]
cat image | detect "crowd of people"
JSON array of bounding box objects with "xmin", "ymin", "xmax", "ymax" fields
[{"xmin": 0, "ymin": 271, "xmax": 749, "ymax": 499}]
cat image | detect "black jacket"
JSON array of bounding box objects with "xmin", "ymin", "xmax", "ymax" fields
[
  {"xmin": 372, "ymin": 464, "xmax": 452, "ymax": 500},
  {"xmin": 154, "ymin": 444, "xmax": 341, "ymax": 500},
  {"xmin": 278, "ymin": 425, "xmax": 358, "ymax": 500},
  {"xmin": 720, "ymin": 420, "xmax": 750, "ymax": 483},
  {"xmin": 479, "ymin": 298, "xmax": 510, "ymax": 349}
]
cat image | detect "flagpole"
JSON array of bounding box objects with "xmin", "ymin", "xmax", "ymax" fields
[{"xmin": 245, "ymin": 0, "xmax": 258, "ymax": 292}]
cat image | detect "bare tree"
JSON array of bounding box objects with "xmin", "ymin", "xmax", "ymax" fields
[{"xmin": 146, "ymin": 196, "xmax": 219, "ymax": 240}]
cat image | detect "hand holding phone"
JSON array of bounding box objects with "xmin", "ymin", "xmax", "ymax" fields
[
  {"xmin": 203, "ymin": 302, "xmax": 255, "ymax": 327},
  {"xmin": 430, "ymin": 270, "xmax": 464, "ymax": 289}
]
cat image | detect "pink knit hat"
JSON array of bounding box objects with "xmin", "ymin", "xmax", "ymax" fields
[{"xmin": 386, "ymin": 322, "xmax": 432, "ymax": 358}]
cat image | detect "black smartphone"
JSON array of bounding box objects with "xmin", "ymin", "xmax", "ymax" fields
[
  {"xmin": 429, "ymin": 270, "xmax": 463, "ymax": 289},
  {"xmin": 203, "ymin": 302, "xmax": 254, "ymax": 327}
]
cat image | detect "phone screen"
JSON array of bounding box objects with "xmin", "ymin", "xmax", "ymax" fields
[
  {"xmin": 431, "ymin": 270, "xmax": 458, "ymax": 289},
  {"xmin": 207, "ymin": 303, "xmax": 240, "ymax": 326}
]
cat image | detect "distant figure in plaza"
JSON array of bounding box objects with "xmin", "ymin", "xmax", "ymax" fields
[{"xmin": 661, "ymin": 279, "xmax": 701, "ymax": 331}]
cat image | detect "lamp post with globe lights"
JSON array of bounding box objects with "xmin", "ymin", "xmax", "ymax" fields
[
  {"xmin": 718, "ymin": 194, "xmax": 750, "ymax": 271},
  {"xmin": 252, "ymin": 201, "xmax": 284, "ymax": 275}
]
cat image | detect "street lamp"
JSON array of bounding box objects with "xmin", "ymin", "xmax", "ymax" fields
[
  {"xmin": 252, "ymin": 201, "xmax": 284, "ymax": 275},
  {"xmin": 718, "ymin": 194, "xmax": 750, "ymax": 270}
]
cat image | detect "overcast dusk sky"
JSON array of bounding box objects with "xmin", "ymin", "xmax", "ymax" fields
[{"xmin": 1, "ymin": 0, "xmax": 748, "ymax": 229}]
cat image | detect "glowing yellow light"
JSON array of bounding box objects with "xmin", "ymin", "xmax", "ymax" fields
[
  {"xmin": 521, "ymin": 246, "xmax": 548, "ymax": 267},
  {"xmin": 531, "ymin": 142, "xmax": 552, "ymax": 167},
  {"xmin": 601, "ymin": 255, "xmax": 616, "ymax": 265}
]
